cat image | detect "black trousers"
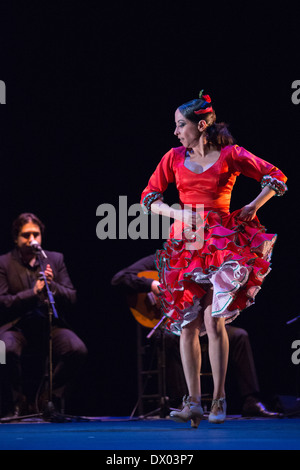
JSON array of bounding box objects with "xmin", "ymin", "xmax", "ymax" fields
[{"xmin": 0, "ymin": 322, "xmax": 87, "ymax": 414}]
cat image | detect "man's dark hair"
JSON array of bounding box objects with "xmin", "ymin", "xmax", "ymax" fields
[{"xmin": 11, "ymin": 213, "xmax": 45, "ymax": 241}]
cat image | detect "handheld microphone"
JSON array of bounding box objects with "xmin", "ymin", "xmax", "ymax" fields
[{"xmin": 30, "ymin": 240, "xmax": 47, "ymax": 259}]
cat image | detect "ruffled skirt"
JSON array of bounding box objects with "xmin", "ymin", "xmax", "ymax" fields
[{"xmin": 155, "ymin": 209, "xmax": 277, "ymax": 336}]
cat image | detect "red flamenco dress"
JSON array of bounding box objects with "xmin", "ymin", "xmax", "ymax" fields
[{"xmin": 141, "ymin": 145, "xmax": 288, "ymax": 335}]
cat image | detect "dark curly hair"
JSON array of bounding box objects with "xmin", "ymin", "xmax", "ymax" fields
[{"xmin": 178, "ymin": 95, "xmax": 235, "ymax": 149}]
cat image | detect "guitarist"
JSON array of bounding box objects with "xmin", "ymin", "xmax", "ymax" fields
[
  {"xmin": 111, "ymin": 253, "xmax": 160, "ymax": 298},
  {"xmin": 111, "ymin": 253, "xmax": 188, "ymax": 407}
]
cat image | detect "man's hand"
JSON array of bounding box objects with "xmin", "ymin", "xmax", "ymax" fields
[
  {"xmin": 33, "ymin": 279, "xmax": 45, "ymax": 295},
  {"xmin": 34, "ymin": 264, "xmax": 54, "ymax": 295},
  {"xmin": 151, "ymin": 280, "xmax": 161, "ymax": 296},
  {"xmin": 150, "ymin": 280, "xmax": 162, "ymax": 309},
  {"xmin": 44, "ymin": 264, "xmax": 54, "ymax": 284}
]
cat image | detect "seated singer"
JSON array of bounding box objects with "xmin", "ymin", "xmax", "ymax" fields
[
  {"xmin": 112, "ymin": 253, "xmax": 281, "ymax": 418},
  {"xmin": 0, "ymin": 213, "xmax": 88, "ymax": 418}
]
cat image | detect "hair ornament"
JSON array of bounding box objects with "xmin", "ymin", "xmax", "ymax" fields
[
  {"xmin": 202, "ymin": 94, "xmax": 211, "ymax": 103},
  {"xmin": 194, "ymin": 89, "xmax": 213, "ymax": 115}
]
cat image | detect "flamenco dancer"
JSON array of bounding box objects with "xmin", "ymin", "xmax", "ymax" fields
[{"xmin": 140, "ymin": 90, "xmax": 287, "ymax": 427}]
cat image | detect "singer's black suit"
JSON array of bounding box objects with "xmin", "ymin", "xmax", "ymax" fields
[
  {"xmin": 0, "ymin": 248, "xmax": 77, "ymax": 328},
  {"xmin": 0, "ymin": 247, "xmax": 87, "ymax": 416}
]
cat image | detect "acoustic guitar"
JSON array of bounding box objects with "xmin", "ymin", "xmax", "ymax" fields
[{"xmin": 127, "ymin": 270, "xmax": 163, "ymax": 328}]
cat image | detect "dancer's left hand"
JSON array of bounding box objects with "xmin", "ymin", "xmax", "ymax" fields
[{"xmin": 239, "ymin": 204, "xmax": 257, "ymax": 221}]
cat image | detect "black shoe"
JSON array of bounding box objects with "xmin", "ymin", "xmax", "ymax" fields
[
  {"xmin": 42, "ymin": 400, "xmax": 72, "ymax": 423},
  {"xmin": 242, "ymin": 399, "xmax": 283, "ymax": 418},
  {"xmin": 0, "ymin": 399, "xmax": 28, "ymax": 422},
  {"xmin": 0, "ymin": 406, "xmax": 20, "ymax": 421}
]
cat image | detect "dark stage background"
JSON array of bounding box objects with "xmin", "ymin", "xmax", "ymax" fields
[{"xmin": 0, "ymin": 2, "xmax": 299, "ymax": 416}]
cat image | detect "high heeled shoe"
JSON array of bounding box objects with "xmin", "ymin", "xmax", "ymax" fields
[
  {"xmin": 208, "ymin": 397, "xmax": 227, "ymax": 424},
  {"xmin": 170, "ymin": 395, "xmax": 204, "ymax": 428}
]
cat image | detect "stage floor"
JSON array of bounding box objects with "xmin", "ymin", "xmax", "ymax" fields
[{"xmin": 0, "ymin": 415, "xmax": 300, "ymax": 451}]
